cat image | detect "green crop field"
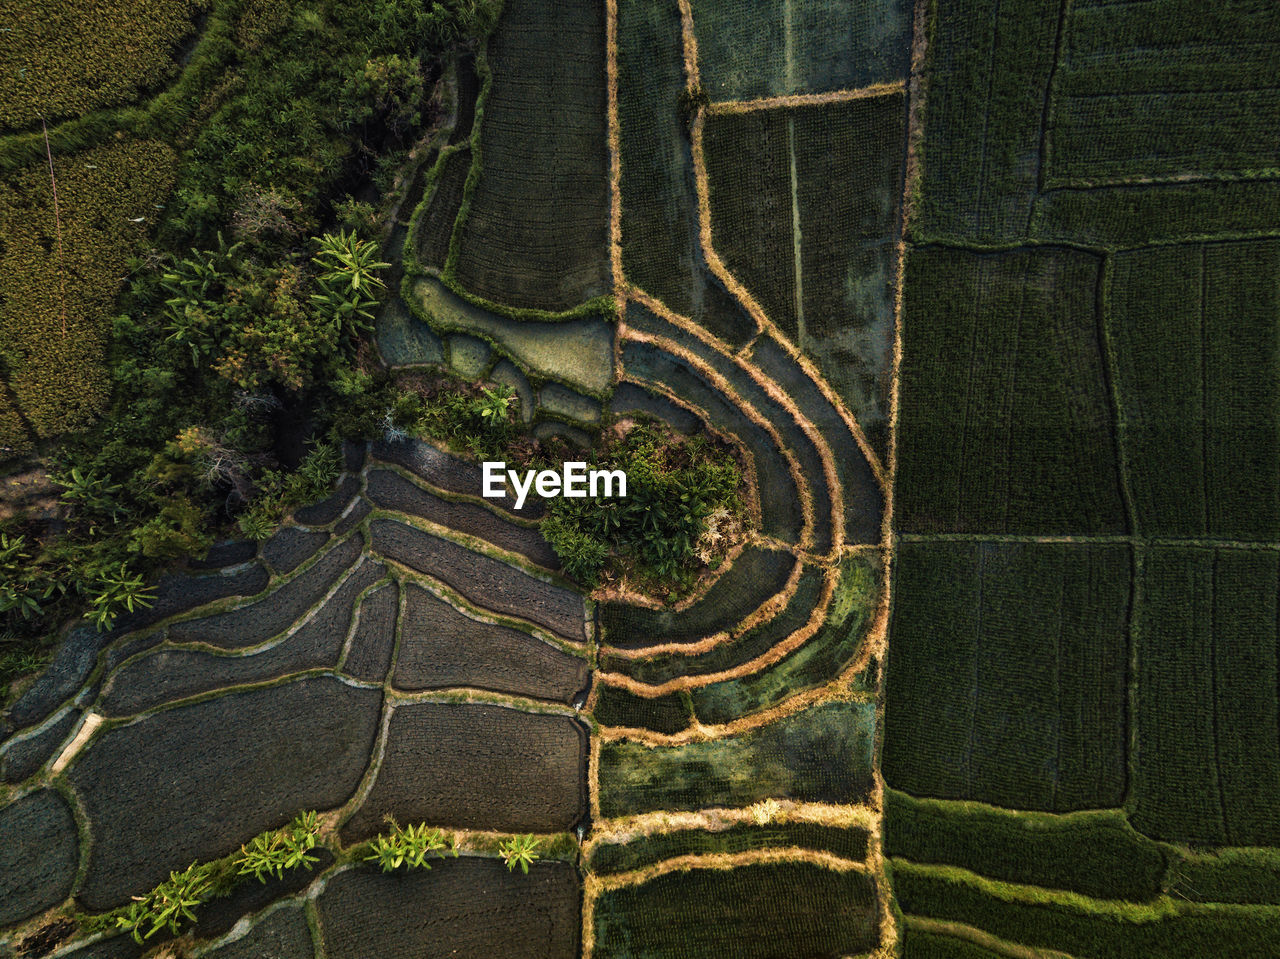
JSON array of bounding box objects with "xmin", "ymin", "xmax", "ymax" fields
[
  {"xmin": 896, "ymin": 246, "xmax": 1127, "ymax": 534},
  {"xmin": 1043, "ymin": 1, "xmax": 1280, "ymax": 186},
  {"xmin": 1109, "ymin": 240, "xmax": 1280, "ymax": 540},
  {"xmin": 594, "ymin": 863, "xmax": 879, "ymax": 959},
  {"xmin": 1132, "ymin": 546, "xmax": 1280, "ymax": 847},
  {"xmin": 883, "ymin": 541, "xmax": 1131, "ymax": 811},
  {"xmin": 450, "ymin": 0, "xmax": 611, "ymax": 313},
  {"xmin": 887, "ymin": 0, "xmax": 1280, "ymax": 951}
]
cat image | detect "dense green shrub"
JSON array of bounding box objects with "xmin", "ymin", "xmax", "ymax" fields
[{"xmin": 544, "ymin": 422, "xmax": 743, "ymax": 592}]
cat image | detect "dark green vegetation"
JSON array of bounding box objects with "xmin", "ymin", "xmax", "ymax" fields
[
  {"xmin": 891, "ymin": 861, "xmax": 1280, "ymax": 959},
  {"xmin": 0, "ymin": 0, "xmax": 506, "ymax": 670},
  {"xmin": 885, "ymin": 791, "xmax": 1167, "ymax": 903},
  {"xmin": 593, "ymin": 863, "xmax": 879, "ymax": 959},
  {"xmin": 688, "ymin": 0, "xmax": 911, "ymax": 100},
  {"xmin": 702, "ymin": 96, "xmax": 905, "ymax": 456},
  {"xmin": 449, "ymin": 0, "xmax": 611, "ymax": 313},
  {"xmin": 542, "ymin": 421, "xmax": 743, "ymax": 591},
  {"xmin": 897, "ymin": 246, "xmax": 1126, "ymax": 535},
  {"xmin": 1043, "ymin": 1, "xmax": 1280, "ymax": 186},
  {"xmin": 1110, "ymin": 240, "xmax": 1280, "ymax": 540},
  {"xmin": 888, "ymin": 0, "xmax": 1280, "ymax": 951},
  {"xmin": 598, "ymin": 700, "xmax": 875, "ymax": 816},
  {"xmin": 1132, "ymin": 546, "xmax": 1280, "ymax": 847},
  {"xmin": 884, "ymin": 541, "xmax": 1131, "ymax": 811}
]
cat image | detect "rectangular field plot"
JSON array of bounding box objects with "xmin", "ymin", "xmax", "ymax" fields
[
  {"xmin": 897, "ymin": 246, "xmax": 1127, "ymax": 534},
  {"xmin": 1132, "ymin": 547, "xmax": 1280, "ymax": 846},
  {"xmin": 1110, "ymin": 240, "xmax": 1280, "ymax": 540},
  {"xmin": 703, "ymin": 95, "xmax": 904, "ymax": 455},
  {"xmin": 593, "ymin": 863, "xmax": 878, "ymax": 959},
  {"xmin": 911, "ymin": 0, "xmax": 1061, "ymax": 244},
  {"xmin": 451, "ymin": 0, "xmax": 610, "ymax": 312},
  {"xmin": 883, "ymin": 541, "xmax": 1131, "ymax": 812},
  {"xmin": 599, "ymin": 700, "xmax": 875, "ymax": 816},
  {"xmin": 884, "ymin": 790, "xmax": 1166, "ymax": 902},
  {"xmin": 689, "ymin": 0, "xmax": 910, "ymax": 101},
  {"xmin": 1044, "ymin": 0, "xmax": 1280, "ymax": 186}
]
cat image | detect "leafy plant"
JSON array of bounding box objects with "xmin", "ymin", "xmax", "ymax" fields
[
  {"xmin": 365, "ymin": 822, "xmax": 458, "ymax": 872},
  {"xmin": 477, "ymin": 384, "xmax": 515, "ymax": 424},
  {"xmin": 83, "ymin": 562, "xmax": 155, "ymax": 632},
  {"xmin": 312, "ymin": 229, "xmax": 389, "ymax": 296},
  {"xmin": 235, "ymin": 810, "xmax": 322, "ymax": 882},
  {"xmin": 55, "ymin": 467, "xmax": 127, "ymax": 526},
  {"xmin": 499, "ymin": 834, "xmax": 541, "ymax": 874},
  {"xmin": 114, "ymin": 861, "xmax": 217, "ymax": 943}
]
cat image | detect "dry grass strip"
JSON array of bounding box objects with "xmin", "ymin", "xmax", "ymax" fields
[
  {"xmin": 587, "ymin": 800, "xmax": 878, "ymax": 850},
  {"xmin": 593, "ymin": 846, "xmax": 868, "ymax": 894},
  {"xmin": 605, "ymin": 0, "xmax": 625, "ymax": 312},
  {"xmin": 707, "ymin": 82, "xmax": 907, "ymax": 116}
]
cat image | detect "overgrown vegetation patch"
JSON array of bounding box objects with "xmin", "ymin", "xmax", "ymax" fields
[
  {"xmin": 0, "ymin": 0, "xmax": 209, "ymax": 131},
  {"xmin": 599, "ymin": 700, "xmax": 875, "ymax": 816}
]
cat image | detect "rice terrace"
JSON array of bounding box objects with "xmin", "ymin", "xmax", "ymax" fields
[{"xmin": 0, "ymin": 0, "xmax": 1278, "ymax": 957}]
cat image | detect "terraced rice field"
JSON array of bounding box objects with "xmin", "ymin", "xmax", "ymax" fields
[{"xmin": 4, "ymin": 0, "xmax": 1279, "ymax": 954}]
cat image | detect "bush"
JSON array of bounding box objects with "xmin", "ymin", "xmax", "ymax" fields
[{"xmin": 545, "ymin": 422, "xmax": 743, "ymax": 592}]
